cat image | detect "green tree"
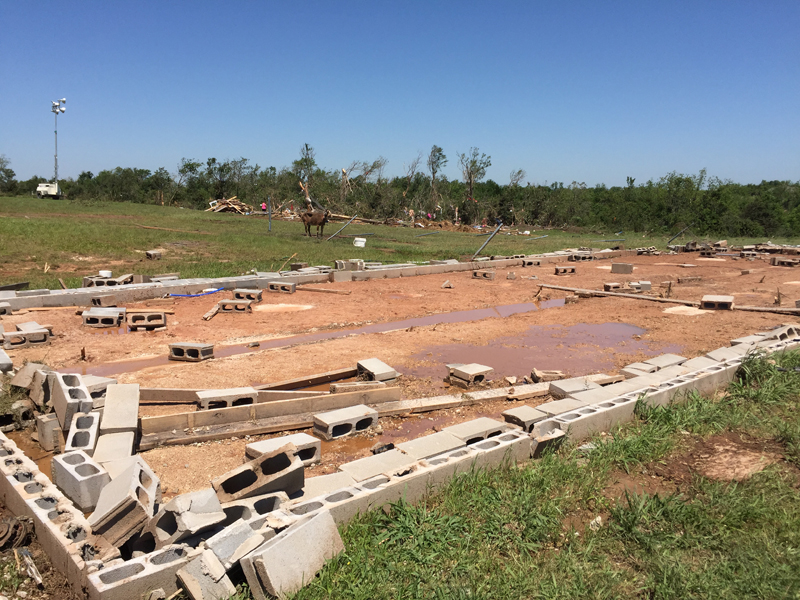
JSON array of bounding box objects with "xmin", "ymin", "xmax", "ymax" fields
[
  {"xmin": 427, "ymin": 145, "xmax": 447, "ymax": 209},
  {"xmin": 0, "ymin": 154, "xmax": 17, "ymax": 194}
]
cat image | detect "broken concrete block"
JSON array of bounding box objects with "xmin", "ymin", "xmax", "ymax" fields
[
  {"xmin": 99, "ymin": 383, "xmax": 140, "ymax": 435},
  {"xmin": 396, "ymin": 431, "xmax": 465, "ymax": 460},
  {"xmin": 92, "ymin": 431, "xmax": 135, "ymax": 464},
  {"xmin": 195, "ymin": 386, "xmax": 257, "ymax": 410},
  {"xmin": 312, "ymin": 405, "xmax": 379, "ymax": 441},
  {"xmin": 356, "ymin": 358, "xmax": 398, "ymax": 381},
  {"xmin": 52, "ymin": 450, "xmax": 111, "ymax": 512},
  {"xmin": 548, "ymin": 377, "xmax": 601, "ymax": 399},
  {"xmin": 0, "ymin": 301, "xmax": 11, "ymax": 316},
  {"xmin": 443, "ymin": 417, "xmax": 507, "ymax": 445},
  {"xmin": 145, "ymin": 250, "xmax": 162, "ymax": 260},
  {"xmin": 169, "ymin": 342, "xmax": 214, "ymax": 362},
  {"xmin": 82, "ymin": 374, "xmax": 117, "ymax": 408},
  {"xmin": 64, "ymin": 412, "xmax": 100, "ymax": 455},
  {"xmin": 145, "ymin": 488, "xmax": 227, "ymax": 550},
  {"xmin": 89, "ymin": 459, "xmax": 160, "ymax": 547},
  {"xmin": 623, "ymin": 362, "xmax": 658, "ymax": 374},
  {"xmin": 507, "ymin": 272, "xmax": 517, "ymax": 280},
  {"xmin": 204, "ymin": 519, "xmax": 266, "ymax": 570},
  {"xmin": 682, "ymin": 356, "xmax": 720, "ymax": 371},
  {"xmin": 29, "ymin": 369, "xmax": 53, "ymax": 410},
  {"xmin": 451, "ymin": 363, "xmax": 493, "ymax": 383},
  {"xmin": 49, "ymin": 372, "xmax": 92, "ymax": 430},
  {"xmin": 2, "ymin": 326, "xmax": 50, "ymax": 350},
  {"xmin": 0, "ymin": 349, "xmax": 11, "ymax": 373},
  {"xmin": 611, "ymin": 263, "xmax": 634, "ymax": 274},
  {"xmin": 246, "ymin": 433, "xmax": 321, "ymax": 466},
  {"xmin": 177, "ymin": 548, "xmax": 236, "ymax": 600},
  {"xmin": 292, "ymin": 472, "xmax": 357, "ymax": 503},
  {"xmin": 502, "ymin": 405, "xmax": 548, "ymax": 433},
  {"xmin": 441, "ymin": 280, "xmax": 453, "ymax": 289},
  {"xmin": 10, "ymin": 362, "xmax": 52, "ymax": 389},
  {"xmin": 700, "ymin": 294, "xmax": 734, "ymax": 310},
  {"xmin": 212, "ymin": 442, "xmax": 304, "ymax": 503},
  {"xmin": 35, "ymin": 413, "xmax": 61, "ymax": 452},
  {"xmin": 530, "ymin": 368, "xmax": 564, "ymax": 383},
  {"xmin": 241, "ymin": 510, "xmax": 344, "ymax": 600}
]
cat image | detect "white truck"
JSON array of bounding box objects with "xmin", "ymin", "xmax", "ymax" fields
[{"xmin": 36, "ymin": 182, "xmax": 62, "ymax": 199}]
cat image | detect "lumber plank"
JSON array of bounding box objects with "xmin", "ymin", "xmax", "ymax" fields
[
  {"xmin": 254, "ymin": 367, "xmax": 358, "ymax": 391},
  {"xmin": 538, "ymin": 284, "xmax": 700, "ymax": 305}
]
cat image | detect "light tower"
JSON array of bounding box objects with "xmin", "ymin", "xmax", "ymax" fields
[{"xmin": 51, "ymin": 98, "xmax": 66, "ymax": 182}]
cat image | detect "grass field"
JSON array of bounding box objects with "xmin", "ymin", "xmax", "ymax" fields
[{"xmin": 2, "ymin": 196, "xmax": 798, "ymax": 290}]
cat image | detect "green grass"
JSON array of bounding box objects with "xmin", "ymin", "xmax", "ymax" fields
[
  {"xmin": 287, "ymin": 351, "xmax": 800, "ymax": 600},
  {"xmin": 3, "ymin": 196, "xmax": 798, "ymax": 289}
]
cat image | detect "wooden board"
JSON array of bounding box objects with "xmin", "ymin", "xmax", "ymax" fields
[{"xmin": 254, "ymin": 367, "xmax": 358, "ymax": 391}]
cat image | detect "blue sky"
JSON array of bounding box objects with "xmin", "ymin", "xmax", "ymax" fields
[{"xmin": 1, "ymin": 1, "xmax": 798, "ymax": 187}]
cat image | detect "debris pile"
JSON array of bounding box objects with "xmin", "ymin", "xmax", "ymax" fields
[{"xmin": 205, "ymin": 196, "xmax": 254, "ymax": 214}]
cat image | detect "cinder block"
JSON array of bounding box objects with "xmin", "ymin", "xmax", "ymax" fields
[
  {"xmin": 212, "ymin": 442, "xmax": 304, "ymax": 502},
  {"xmin": 549, "ymin": 377, "xmax": 601, "ymax": 399},
  {"xmin": 64, "ymin": 412, "xmax": 100, "ymax": 455},
  {"xmin": 0, "ymin": 349, "xmax": 11, "ymax": 373},
  {"xmin": 554, "ymin": 266, "xmax": 576, "ymax": 275},
  {"xmin": 169, "ymin": 342, "xmax": 214, "ymax": 362},
  {"xmin": 643, "ymin": 354, "xmax": 687, "ymax": 370},
  {"xmin": 338, "ymin": 449, "xmax": 417, "ymax": 483},
  {"xmin": 88, "ymin": 458, "xmax": 160, "ymax": 547},
  {"xmin": 92, "ymin": 432, "xmax": 135, "ymax": 465},
  {"xmin": 218, "ymin": 299, "xmax": 253, "ymax": 313},
  {"xmin": 611, "ymin": 263, "xmax": 634, "ymax": 274},
  {"xmin": 267, "ymin": 281, "xmax": 296, "ymax": 294},
  {"xmin": 246, "ymin": 433, "xmax": 321, "ymax": 466},
  {"xmin": 502, "ymin": 405, "xmax": 548, "ymax": 432},
  {"xmin": 356, "ymin": 358, "xmax": 399, "ymax": 381},
  {"xmin": 730, "ymin": 334, "xmax": 765, "ymax": 346},
  {"xmin": 81, "ymin": 307, "xmax": 126, "ymax": 328},
  {"xmin": 90, "ymin": 294, "xmax": 118, "ymax": 307},
  {"xmin": 443, "ymin": 417, "xmax": 507, "ymax": 445},
  {"xmin": 603, "ymin": 282, "xmax": 622, "ymax": 291},
  {"xmin": 241, "ymin": 510, "xmax": 344, "ymax": 600},
  {"xmin": 50, "ymin": 373, "xmax": 92, "ymax": 430},
  {"xmin": 3, "ymin": 327, "xmax": 50, "ymax": 350},
  {"xmin": 451, "ymin": 363, "xmax": 492, "ymax": 383},
  {"xmin": 99, "ymin": 383, "xmax": 140, "ymax": 434},
  {"xmin": 396, "ymin": 431, "xmax": 465, "ymax": 460},
  {"xmin": 219, "ymin": 492, "xmax": 288, "ymax": 530},
  {"xmin": 472, "ymin": 270, "xmax": 495, "ymax": 280},
  {"xmin": 470, "ymin": 429, "xmax": 533, "ymax": 465},
  {"xmin": 706, "ymin": 346, "xmax": 750, "ymax": 362},
  {"xmin": 145, "ymin": 488, "xmax": 227, "ymax": 550},
  {"xmin": 554, "ymin": 405, "xmax": 609, "ymax": 441},
  {"xmin": 700, "ymin": 294, "xmax": 734, "ymax": 310},
  {"xmin": 128, "ymin": 312, "xmax": 167, "ymax": 330},
  {"xmin": 86, "ymin": 545, "xmax": 197, "ymax": 600},
  {"xmin": 233, "ymin": 288, "xmax": 263, "ymax": 302},
  {"xmin": 682, "ymin": 356, "xmax": 720, "ymax": 370},
  {"xmin": 0, "ymin": 301, "xmax": 11, "ymax": 315},
  {"xmin": 196, "ymin": 387, "xmax": 258, "ymax": 410},
  {"xmin": 312, "ymin": 404, "xmax": 379, "ymax": 441},
  {"xmin": 52, "ymin": 450, "xmax": 110, "ymax": 512},
  {"xmin": 35, "ymin": 413, "xmax": 61, "ymax": 452},
  {"xmin": 536, "ymin": 397, "xmax": 586, "ymax": 417},
  {"xmin": 145, "ymin": 250, "xmax": 162, "ymax": 259},
  {"xmin": 291, "ymin": 472, "xmax": 356, "ymax": 503},
  {"xmin": 177, "ymin": 548, "xmax": 236, "ymax": 599},
  {"xmin": 623, "ymin": 361, "xmax": 658, "ymax": 374}
]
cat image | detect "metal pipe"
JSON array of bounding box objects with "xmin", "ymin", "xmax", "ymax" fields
[
  {"xmin": 667, "ymin": 223, "xmax": 694, "ymax": 245},
  {"xmin": 472, "ymin": 222, "xmax": 502, "ymax": 260},
  {"xmin": 524, "ymin": 235, "xmax": 548, "ymax": 241},
  {"xmin": 268, "ymin": 196, "xmax": 272, "ymax": 232},
  {"xmin": 415, "ymin": 231, "xmax": 440, "ymax": 238},
  {"xmin": 326, "ymin": 214, "xmax": 358, "ymax": 241}
]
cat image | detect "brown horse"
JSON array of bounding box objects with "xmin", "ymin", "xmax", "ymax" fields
[{"xmin": 300, "ymin": 210, "xmax": 330, "ymax": 238}]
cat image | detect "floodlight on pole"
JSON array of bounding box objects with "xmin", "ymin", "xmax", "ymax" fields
[{"xmin": 50, "ymin": 98, "xmax": 67, "ymax": 182}]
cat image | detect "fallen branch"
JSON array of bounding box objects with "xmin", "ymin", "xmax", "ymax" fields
[{"xmin": 202, "ymin": 305, "xmax": 220, "ymax": 321}]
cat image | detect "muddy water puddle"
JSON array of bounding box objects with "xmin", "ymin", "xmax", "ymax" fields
[
  {"xmin": 408, "ymin": 322, "xmax": 682, "ymax": 382},
  {"xmin": 7, "ymin": 430, "xmax": 53, "ymax": 481},
  {"xmin": 64, "ymin": 299, "xmax": 566, "ymax": 377}
]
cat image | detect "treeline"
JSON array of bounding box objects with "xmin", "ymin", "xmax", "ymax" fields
[{"xmin": 1, "ymin": 148, "xmax": 798, "ymax": 237}]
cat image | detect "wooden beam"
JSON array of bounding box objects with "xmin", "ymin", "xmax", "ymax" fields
[
  {"xmin": 254, "ymin": 367, "xmax": 358, "ymax": 391},
  {"xmin": 538, "ymin": 284, "xmax": 700, "ymax": 306},
  {"xmin": 295, "ymin": 287, "xmax": 352, "ymax": 295}
]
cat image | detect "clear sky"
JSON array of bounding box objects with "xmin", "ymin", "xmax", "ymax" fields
[{"xmin": 1, "ymin": 1, "xmax": 798, "ymax": 187}]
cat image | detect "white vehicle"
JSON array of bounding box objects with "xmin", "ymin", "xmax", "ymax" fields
[{"xmin": 36, "ymin": 182, "xmax": 62, "ymax": 199}]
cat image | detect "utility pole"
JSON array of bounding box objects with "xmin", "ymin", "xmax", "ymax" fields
[{"xmin": 51, "ymin": 98, "xmax": 66, "ymax": 182}]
